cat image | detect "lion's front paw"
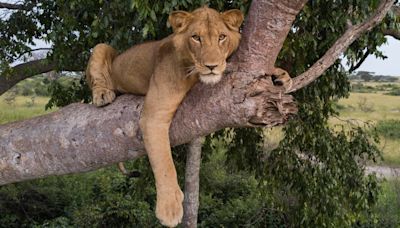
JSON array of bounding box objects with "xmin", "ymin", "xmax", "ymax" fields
[
  {"xmin": 272, "ymin": 68, "xmax": 293, "ymax": 92},
  {"xmin": 156, "ymin": 187, "xmax": 184, "ymax": 227},
  {"xmin": 92, "ymin": 88, "xmax": 116, "ymax": 107}
]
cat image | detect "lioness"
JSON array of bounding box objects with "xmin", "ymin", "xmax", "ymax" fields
[{"xmin": 86, "ymin": 6, "xmax": 291, "ymax": 227}]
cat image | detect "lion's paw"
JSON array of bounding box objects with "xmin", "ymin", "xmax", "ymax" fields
[
  {"xmin": 272, "ymin": 68, "xmax": 293, "ymax": 92},
  {"xmin": 92, "ymin": 88, "xmax": 116, "ymax": 107},
  {"xmin": 156, "ymin": 188, "xmax": 184, "ymax": 227}
]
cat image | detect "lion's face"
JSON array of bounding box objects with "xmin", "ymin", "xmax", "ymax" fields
[{"xmin": 169, "ymin": 7, "xmax": 244, "ymax": 84}]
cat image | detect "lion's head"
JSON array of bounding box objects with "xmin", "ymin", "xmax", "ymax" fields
[{"xmin": 169, "ymin": 6, "xmax": 244, "ymax": 84}]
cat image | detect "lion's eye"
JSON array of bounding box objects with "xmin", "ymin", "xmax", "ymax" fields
[
  {"xmin": 192, "ymin": 35, "xmax": 201, "ymax": 42},
  {"xmin": 219, "ymin": 34, "xmax": 226, "ymax": 41}
]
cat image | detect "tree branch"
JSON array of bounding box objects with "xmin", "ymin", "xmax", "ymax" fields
[
  {"xmin": 0, "ymin": 58, "xmax": 83, "ymax": 95},
  {"xmin": 0, "ymin": 2, "xmax": 26, "ymax": 10},
  {"xmin": 14, "ymin": 48, "xmax": 52, "ymax": 61},
  {"xmin": 0, "ymin": 73, "xmax": 297, "ymax": 185},
  {"xmin": 182, "ymin": 137, "xmax": 203, "ymax": 228},
  {"xmin": 1, "ymin": 59, "xmax": 55, "ymax": 94},
  {"xmin": 349, "ymin": 49, "xmax": 371, "ymax": 73},
  {"xmin": 383, "ymin": 28, "xmax": 400, "ymax": 39},
  {"xmin": 231, "ymin": 0, "xmax": 308, "ymax": 74},
  {"xmin": 288, "ymin": 0, "xmax": 395, "ymax": 93}
]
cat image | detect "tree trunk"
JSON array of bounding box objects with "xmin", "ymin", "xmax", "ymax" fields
[
  {"xmin": 182, "ymin": 137, "xmax": 204, "ymax": 228},
  {"xmin": 0, "ymin": 0, "xmax": 395, "ymax": 185}
]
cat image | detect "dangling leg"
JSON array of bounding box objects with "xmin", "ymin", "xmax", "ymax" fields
[{"xmin": 139, "ymin": 77, "xmax": 192, "ymax": 227}]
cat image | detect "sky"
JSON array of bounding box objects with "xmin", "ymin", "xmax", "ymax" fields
[{"xmin": 355, "ymin": 37, "xmax": 400, "ymax": 76}]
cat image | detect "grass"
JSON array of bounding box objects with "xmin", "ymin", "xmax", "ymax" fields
[
  {"xmin": 0, "ymin": 95, "xmax": 55, "ymax": 125},
  {"xmin": 334, "ymin": 87, "xmax": 400, "ymax": 167},
  {"xmin": 374, "ymin": 178, "xmax": 400, "ymax": 227},
  {"xmin": 337, "ymin": 92, "xmax": 400, "ymax": 121}
]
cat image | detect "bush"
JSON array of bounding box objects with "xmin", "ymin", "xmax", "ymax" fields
[
  {"xmin": 357, "ymin": 97, "xmax": 375, "ymax": 112},
  {"xmin": 12, "ymin": 75, "xmax": 51, "ymax": 97},
  {"xmin": 386, "ymin": 88, "xmax": 400, "ymax": 96},
  {"xmin": 376, "ymin": 120, "xmax": 400, "ymax": 139},
  {"xmin": 351, "ymin": 83, "xmax": 376, "ymax": 93}
]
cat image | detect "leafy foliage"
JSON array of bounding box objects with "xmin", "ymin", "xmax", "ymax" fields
[
  {"xmin": 1, "ymin": 0, "xmax": 399, "ymax": 227},
  {"xmin": 45, "ymin": 76, "xmax": 91, "ymax": 110}
]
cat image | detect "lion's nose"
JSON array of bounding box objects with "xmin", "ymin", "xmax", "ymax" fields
[{"xmin": 205, "ymin": 64, "xmax": 218, "ymax": 71}]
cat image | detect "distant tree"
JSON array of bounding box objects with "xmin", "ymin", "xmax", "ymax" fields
[{"xmin": 357, "ymin": 71, "xmax": 375, "ymax": 81}]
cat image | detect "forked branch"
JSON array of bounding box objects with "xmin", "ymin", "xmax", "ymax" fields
[{"xmin": 288, "ymin": 0, "xmax": 395, "ymax": 93}]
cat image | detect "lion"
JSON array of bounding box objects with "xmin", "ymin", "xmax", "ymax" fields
[{"xmin": 86, "ymin": 6, "xmax": 291, "ymax": 227}]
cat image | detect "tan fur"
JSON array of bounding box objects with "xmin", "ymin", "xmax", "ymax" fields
[
  {"xmin": 86, "ymin": 6, "xmax": 290, "ymax": 227},
  {"xmin": 272, "ymin": 67, "xmax": 293, "ymax": 91}
]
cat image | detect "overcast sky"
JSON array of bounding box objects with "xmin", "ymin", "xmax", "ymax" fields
[{"xmin": 356, "ymin": 37, "xmax": 400, "ymax": 76}]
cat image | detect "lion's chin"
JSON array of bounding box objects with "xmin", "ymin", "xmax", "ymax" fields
[{"xmin": 199, "ymin": 74, "xmax": 222, "ymax": 85}]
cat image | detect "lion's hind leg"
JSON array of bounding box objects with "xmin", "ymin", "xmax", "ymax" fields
[{"xmin": 86, "ymin": 43, "xmax": 118, "ymax": 106}]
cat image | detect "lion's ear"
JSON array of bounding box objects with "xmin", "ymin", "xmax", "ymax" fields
[
  {"xmin": 221, "ymin": 9, "xmax": 244, "ymax": 31},
  {"xmin": 168, "ymin": 11, "xmax": 192, "ymax": 33}
]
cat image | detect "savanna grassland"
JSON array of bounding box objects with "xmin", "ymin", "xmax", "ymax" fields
[
  {"xmin": 334, "ymin": 80, "xmax": 400, "ymax": 167},
  {"xmin": 0, "ymin": 96, "xmax": 54, "ymax": 125}
]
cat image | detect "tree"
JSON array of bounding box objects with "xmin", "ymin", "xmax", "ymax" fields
[
  {"xmin": 1, "ymin": 0, "xmax": 400, "ymax": 226},
  {"xmin": 357, "ymin": 71, "xmax": 375, "ymax": 81}
]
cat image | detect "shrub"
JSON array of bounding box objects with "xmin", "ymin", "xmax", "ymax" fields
[
  {"xmin": 386, "ymin": 88, "xmax": 400, "ymax": 96},
  {"xmin": 376, "ymin": 120, "xmax": 400, "ymax": 139},
  {"xmin": 351, "ymin": 83, "xmax": 376, "ymax": 93},
  {"xmin": 357, "ymin": 97, "xmax": 375, "ymax": 112}
]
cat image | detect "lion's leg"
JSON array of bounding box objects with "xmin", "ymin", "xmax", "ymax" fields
[
  {"xmin": 272, "ymin": 67, "xmax": 293, "ymax": 91},
  {"xmin": 86, "ymin": 43, "xmax": 118, "ymax": 106},
  {"xmin": 139, "ymin": 80, "xmax": 190, "ymax": 227}
]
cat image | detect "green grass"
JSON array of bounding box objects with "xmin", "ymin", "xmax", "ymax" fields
[
  {"xmin": 334, "ymin": 90, "xmax": 400, "ymax": 167},
  {"xmin": 376, "ymin": 120, "xmax": 400, "ymax": 139},
  {"xmin": 374, "ymin": 178, "xmax": 400, "ymax": 227},
  {"xmin": 0, "ymin": 95, "xmax": 55, "ymax": 125}
]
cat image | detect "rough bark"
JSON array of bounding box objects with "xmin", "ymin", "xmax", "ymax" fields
[
  {"xmin": 182, "ymin": 137, "xmax": 203, "ymax": 228},
  {"xmin": 0, "ymin": 0, "xmax": 395, "ymax": 185},
  {"xmin": 231, "ymin": 0, "xmax": 307, "ymax": 73}
]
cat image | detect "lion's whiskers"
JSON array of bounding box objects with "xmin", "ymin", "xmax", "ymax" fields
[{"xmin": 185, "ymin": 66, "xmax": 197, "ymax": 77}]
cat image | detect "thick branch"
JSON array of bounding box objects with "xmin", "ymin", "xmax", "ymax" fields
[
  {"xmin": 0, "ymin": 58, "xmax": 83, "ymax": 95},
  {"xmin": 288, "ymin": 0, "xmax": 395, "ymax": 92},
  {"xmin": 1, "ymin": 59, "xmax": 55, "ymax": 95},
  {"xmin": 0, "ymin": 72, "xmax": 297, "ymax": 185},
  {"xmin": 231, "ymin": 0, "xmax": 307, "ymax": 74},
  {"xmin": 182, "ymin": 137, "xmax": 203, "ymax": 228},
  {"xmin": 0, "ymin": 2, "xmax": 26, "ymax": 10},
  {"xmin": 383, "ymin": 28, "xmax": 400, "ymax": 39}
]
